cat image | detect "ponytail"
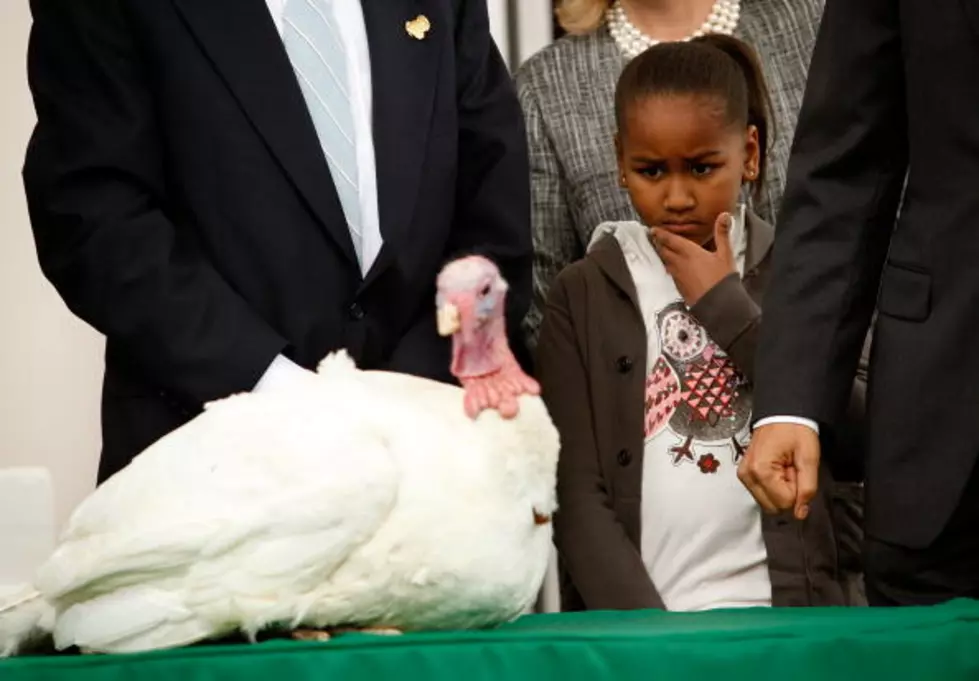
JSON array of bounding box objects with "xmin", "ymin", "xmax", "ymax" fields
[{"xmin": 692, "ymin": 34, "xmax": 773, "ymax": 197}]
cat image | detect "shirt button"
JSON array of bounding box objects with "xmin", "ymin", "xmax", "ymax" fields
[
  {"xmin": 617, "ymin": 449, "xmax": 632, "ymax": 466},
  {"xmin": 348, "ymin": 303, "xmax": 365, "ymax": 320},
  {"xmin": 616, "ymin": 356, "xmax": 633, "ymax": 373}
]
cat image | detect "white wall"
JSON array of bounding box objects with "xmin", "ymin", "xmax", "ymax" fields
[
  {"xmin": 488, "ymin": 0, "xmax": 512, "ymax": 68},
  {"xmin": 0, "ymin": 4, "xmax": 104, "ymax": 530},
  {"xmin": 490, "ymin": 0, "xmax": 554, "ymax": 70},
  {"xmin": 513, "ymin": 0, "xmax": 554, "ymax": 68}
]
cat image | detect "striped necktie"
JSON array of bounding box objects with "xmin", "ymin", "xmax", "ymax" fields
[{"xmin": 282, "ymin": 0, "xmax": 362, "ymax": 263}]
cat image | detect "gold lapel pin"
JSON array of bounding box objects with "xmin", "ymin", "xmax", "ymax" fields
[{"xmin": 405, "ymin": 15, "xmax": 431, "ymax": 40}]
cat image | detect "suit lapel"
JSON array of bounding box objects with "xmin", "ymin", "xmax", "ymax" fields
[
  {"xmin": 172, "ymin": 0, "xmax": 357, "ymax": 264},
  {"xmin": 360, "ymin": 1, "xmax": 441, "ymax": 288}
]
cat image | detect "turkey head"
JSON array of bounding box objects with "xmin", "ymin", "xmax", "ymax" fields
[{"xmin": 435, "ymin": 256, "xmax": 539, "ymax": 420}]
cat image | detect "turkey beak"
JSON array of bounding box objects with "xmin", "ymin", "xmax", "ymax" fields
[{"xmin": 437, "ymin": 302, "xmax": 461, "ymax": 337}]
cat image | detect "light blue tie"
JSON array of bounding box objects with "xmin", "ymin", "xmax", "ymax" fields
[{"xmin": 282, "ymin": 0, "xmax": 362, "ymax": 262}]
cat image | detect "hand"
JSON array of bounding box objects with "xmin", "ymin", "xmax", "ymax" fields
[
  {"xmin": 650, "ymin": 212, "xmax": 736, "ymax": 306},
  {"xmin": 737, "ymin": 423, "xmax": 821, "ymax": 520}
]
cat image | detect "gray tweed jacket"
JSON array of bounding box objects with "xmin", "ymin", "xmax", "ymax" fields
[{"xmin": 515, "ymin": 0, "xmax": 824, "ymax": 344}]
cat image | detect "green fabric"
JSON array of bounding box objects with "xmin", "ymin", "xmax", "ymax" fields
[{"xmin": 5, "ymin": 600, "xmax": 979, "ymax": 681}]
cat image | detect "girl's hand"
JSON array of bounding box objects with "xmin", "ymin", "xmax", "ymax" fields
[{"xmin": 650, "ymin": 212, "xmax": 736, "ymax": 306}]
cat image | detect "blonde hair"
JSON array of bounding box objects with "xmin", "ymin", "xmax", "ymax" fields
[{"xmin": 555, "ymin": 0, "xmax": 612, "ymax": 35}]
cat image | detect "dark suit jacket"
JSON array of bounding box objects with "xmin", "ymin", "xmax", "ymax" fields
[
  {"xmin": 23, "ymin": 0, "xmax": 531, "ymax": 481},
  {"xmin": 537, "ymin": 213, "xmax": 865, "ymax": 611},
  {"xmin": 753, "ymin": 0, "xmax": 979, "ymax": 549}
]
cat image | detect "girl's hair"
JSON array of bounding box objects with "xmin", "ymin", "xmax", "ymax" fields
[
  {"xmin": 555, "ymin": 0, "xmax": 611, "ymax": 35},
  {"xmin": 614, "ymin": 34, "xmax": 774, "ymax": 197}
]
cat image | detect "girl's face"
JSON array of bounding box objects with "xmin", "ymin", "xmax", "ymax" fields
[{"xmin": 616, "ymin": 93, "xmax": 760, "ymax": 247}]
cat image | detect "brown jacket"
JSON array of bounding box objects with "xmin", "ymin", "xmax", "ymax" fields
[{"xmin": 537, "ymin": 213, "xmax": 861, "ymax": 611}]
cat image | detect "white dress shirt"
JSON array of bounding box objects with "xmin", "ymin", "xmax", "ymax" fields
[{"xmin": 256, "ymin": 0, "xmax": 380, "ymax": 391}]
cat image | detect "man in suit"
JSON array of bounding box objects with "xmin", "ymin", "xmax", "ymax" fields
[
  {"xmin": 24, "ymin": 0, "xmax": 531, "ymax": 482},
  {"xmin": 738, "ymin": 0, "xmax": 979, "ymax": 605}
]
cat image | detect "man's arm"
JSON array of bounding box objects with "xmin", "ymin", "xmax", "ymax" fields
[
  {"xmin": 741, "ymin": 0, "xmax": 906, "ymax": 517},
  {"xmin": 23, "ymin": 1, "xmax": 288, "ymax": 405},
  {"xmin": 445, "ymin": 0, "xmax": 533, "ymax": 364},
  {"xmin": 753, "ymin": 0, "xmax": 907, "ymax": 428}
]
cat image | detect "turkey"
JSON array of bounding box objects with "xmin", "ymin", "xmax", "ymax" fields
[{"xmin": 0, "ymin": 255, "xmax": 558, "ymax": 656}]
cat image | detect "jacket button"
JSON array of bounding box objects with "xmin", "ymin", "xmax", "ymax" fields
[
  {"xmin": 616, "ymin": 356, "xmax": 633, "ymax": 373},
  {"xmin": 617, "ymin": 449, "xmax": 632, "ymax": 466},
  {"xmin": 348, "ymin": 303, "xmax": 365, "ymax": 320}
]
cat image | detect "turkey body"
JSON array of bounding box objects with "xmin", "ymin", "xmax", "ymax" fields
[{"xmin": 35, "ymin": 353, "xmax": 559, "ymax": 654}]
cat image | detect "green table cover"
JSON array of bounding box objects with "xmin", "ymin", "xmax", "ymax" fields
[{"xmin": 4, "ymin": 600, "xmax": 979, "ymax": 681}]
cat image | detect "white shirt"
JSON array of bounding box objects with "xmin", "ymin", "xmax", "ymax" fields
[
  {"xmin": 755, "ymin": 416, "xmax": 819, "ymax": 434},
  {"xmin": 588, "ymin": 217, "xmax": 772, "ymax": 611},
  {"xmin": 256, "ymin": 0, "xmax": 380, "ymax": 392}
]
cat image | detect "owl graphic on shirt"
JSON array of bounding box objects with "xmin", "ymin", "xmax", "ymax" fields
[{"xmin": 644, "ymin": 301, "xmax": 752, "ymax": 473}]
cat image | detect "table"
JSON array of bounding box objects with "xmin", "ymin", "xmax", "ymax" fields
[{"xmin": 4, "ymin": 600, "xmax": 979, "ymax": 680}]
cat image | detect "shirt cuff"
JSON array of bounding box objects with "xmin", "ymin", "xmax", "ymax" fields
[
  {"xmin": 253, "ymin": 354, "xmax": 309, "ymax": 393},
  {"xmin": 753, "ymin": 415, "xmax": 820, "ymax": 435}
]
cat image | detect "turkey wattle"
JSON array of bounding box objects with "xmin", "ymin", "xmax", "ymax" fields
[{"xmin": 0, "ymin": 255, "xmax": 558, "ymax": 656}]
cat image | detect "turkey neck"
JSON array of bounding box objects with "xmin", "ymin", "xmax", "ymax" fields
[{"xmin": 450, "ymin": 315, "xmax": 512, "ymax": 380}]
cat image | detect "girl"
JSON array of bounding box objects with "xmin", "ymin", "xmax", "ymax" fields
[
  {"xmin": 516, "ymin": 0, "xmax": 823, "ymax": 345},
  {"xmin": 536, "ymin": 35, "xmax": 865, "ymax": 611}
]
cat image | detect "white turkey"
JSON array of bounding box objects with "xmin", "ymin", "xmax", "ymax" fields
[{"xmin": 0, "ymin": 255, "xmax": 558, "ymax": 656}]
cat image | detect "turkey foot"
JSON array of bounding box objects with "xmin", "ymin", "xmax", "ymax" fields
[
  {"xmin": 334, "ymin": 627, "xmax": 402, "ymax": 636},
  {"xmin": 460, "ymin": 362, "xmax": 540, "ymax": 420},
  {"xmin": 731, "ymin": 437, "xmax": 745, "ymax": 464},
  {"xmin": 292, "ymin": 626, "xmax": 402, "ymax": 642},
  {"xmin": 670, "ymin": 436, "xmax": 695, "ymax": 465},
  {"xmin": 291, "ymin": 629, "xmax": 332, "ymax": 642}
]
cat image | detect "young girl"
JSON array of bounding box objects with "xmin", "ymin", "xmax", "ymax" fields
[{"xmin": 536, "ymin": 35, "xmax": 865, "ymax": 611}]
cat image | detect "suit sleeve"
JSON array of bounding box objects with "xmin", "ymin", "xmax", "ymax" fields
[
  {"xmin": 23, "ymin": 0, "xmax": 288, "ymax": 405},
  {"xmin": 537, "ymin": 274, "xmax": 664, "ymax": 611},
  {"xmin": 753, "ymin": 0, "xmax": 907, "ymax": 427},
  {"xmin": 446, "ymin": 0, "xmax": 533, "ymax": 364}
]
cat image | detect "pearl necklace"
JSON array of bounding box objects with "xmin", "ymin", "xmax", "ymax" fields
[{"xmin": 606, "ymin": 0, "xmax": 741, "ymax": 59}]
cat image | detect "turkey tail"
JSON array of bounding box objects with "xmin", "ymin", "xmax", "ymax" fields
[
  {"xmin": 316, "ymin": 349, "xmax": 358, "ymax": 376},
  {"xmin": 0, "ymin": 587, "xmax": 55, "ymax": 657}
]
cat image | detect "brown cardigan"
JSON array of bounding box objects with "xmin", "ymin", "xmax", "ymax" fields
[{"xmin": 536, "ymin": 213, "xmax": 860, "ymax": 611}]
